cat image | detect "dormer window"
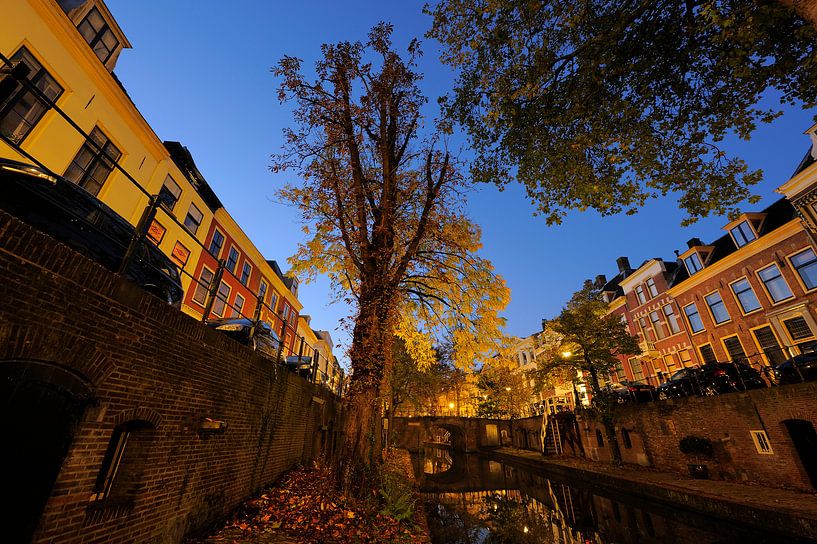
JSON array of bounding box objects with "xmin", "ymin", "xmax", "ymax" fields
[
  {"xmin": 684, "ymin": 253, "xmax": 703, "ymax": 275},
  {"xmin": 77, "ymin": 7, "xmax": 120, "ymax": 65},
  {"xmin": 730, "ymin": 220, "xmax": 757, "ymax": 248}
]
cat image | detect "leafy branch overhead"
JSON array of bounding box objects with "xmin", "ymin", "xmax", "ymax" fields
[{"xmin": 428, "ymin": 0, "xmax": 817, "ymax": 225}]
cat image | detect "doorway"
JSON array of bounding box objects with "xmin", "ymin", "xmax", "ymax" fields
[
  {"xmin": 783, "ymin": 419, "xmax": 817, "ymax": 489},
  {"xmin": 0, "ymin": 361, "xmax": 92, "ymax": 541}
]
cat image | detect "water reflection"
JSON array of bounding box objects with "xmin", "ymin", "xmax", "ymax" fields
[{"xmin": 416, "ymin": 445, "xmax": 800, "ymax": 544}]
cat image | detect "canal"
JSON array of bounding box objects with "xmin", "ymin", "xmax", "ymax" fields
[{"xmin": 414, "ymin": 445, "xmax": 813, "ymax": 543}]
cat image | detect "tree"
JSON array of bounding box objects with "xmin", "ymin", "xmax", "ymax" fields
[
  {"xmin": 272, "ymin": 24, "xmax": 509, "ymax": 488},
  {"xmin": 427, "ymin": 0, "xmax": 817, "ymax": 226},
  {"xmin": 475, "ymin": 358, "xmax": 533, "ymax": 418},
  {"xmin": 388, "ymin": 338, "xmax": 462, "ymax": 417},
  {"xmin": 537, "ymin": 281, "xmax": 641, "ymax": 463}
]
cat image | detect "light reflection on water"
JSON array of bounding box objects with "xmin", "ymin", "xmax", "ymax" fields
[{"xmin": 415, "ymin": 445, "xmax": 800, "ymax": 544}]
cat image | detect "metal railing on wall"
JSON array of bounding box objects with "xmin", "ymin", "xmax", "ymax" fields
[{"xmin": 0, "ymin": 52, "xmax": 346, "ymax": 397}]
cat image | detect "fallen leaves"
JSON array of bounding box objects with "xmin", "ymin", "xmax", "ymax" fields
[{"xmin": 185, "ymin": 465, "xmax": 426, "ymax": 544}]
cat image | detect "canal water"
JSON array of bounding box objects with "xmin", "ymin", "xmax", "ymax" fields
[{"xmin": 414, "ymin": 445, "xmax": 811, "ymax": 544}]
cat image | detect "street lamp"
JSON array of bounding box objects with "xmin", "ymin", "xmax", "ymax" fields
[{"xmin": 561, "ymin": 350, "xmax": 572, "ymax": 358}]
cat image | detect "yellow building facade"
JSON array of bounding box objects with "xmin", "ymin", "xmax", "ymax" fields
[{"xmin": 0, "ymin": 0, "xmax": 216, "ymax": 307}]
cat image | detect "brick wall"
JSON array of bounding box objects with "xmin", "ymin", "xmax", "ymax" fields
[
  {"xmin": 579, "ymin": 384, "xmax": 817, "ymax": 491},
  {"xmin": 0, "ymin": 212, "xmax": 342, "ymax": 543}
]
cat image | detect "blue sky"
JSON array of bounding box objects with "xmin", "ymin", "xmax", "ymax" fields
[{"xmin": 107, "ymin": 1, "xmax": 814, "ymax": 366}]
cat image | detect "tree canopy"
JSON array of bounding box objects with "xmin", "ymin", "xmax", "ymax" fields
[{"xmin": 427, "ymin": 0, "xmax": 817, "ymax": 225}]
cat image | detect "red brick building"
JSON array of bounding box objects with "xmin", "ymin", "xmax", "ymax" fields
[{"xmin": 604, "ymin": 135, "xmax": 817, "ymax": 385}]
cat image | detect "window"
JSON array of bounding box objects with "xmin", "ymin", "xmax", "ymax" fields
[
  {"xmin": 683, "ymin": 303, "xmax": 705, "ymax": 333},
  {"xmin": 596, "ymin": 429, "xmax": 604, "ymax": 447},
  {"xmin": 234, "ymin": 293, "xmax": 245, "ymax": 317},
  {"xmin": 704, "ymin": 291, "xmax": 730, "ymax": 324},
  {"xmin": 77, "ymin": 7, "xmax": 119, "ymax": 65},
  {"xmin": 663, "ymin": 354, "xmax": 676, "ymax": 371},
  {"xmin": 225, "ymin": 247, "xmax": 239, "ymax": 273},
  {"xmin": 621, "ymin": 428, "xmax": 632, "ymax": 449},
  {"xmin": 678, "ymin": 349, "xmax": 693, "ymax": 367},
  {"xmin": 259, "ymin": 279, "xmax": 268, "ymax": 302},
  {"xmin": 240, "ymin": 262, "xmax": 252, "ymax": 286},
  {"xmin": 630, "ymin": 358, "xmax": 644, "ymax": 382},
  {"xmin": 184, "ymin": 204, "xmax": 203, "ymax": 235},
  {"xmin": 171, "ymin": 241, "xmax": 190, "ymax": 268},
  {"xmin": 699, "ymin": 344, "xmax": 717, "ymax": 364},
  {"xmin": 90, "ymin": 420, "xmax": 155, "ymax": 502},
  {"xmin": 730, "ymin": 221, "xmax": 757, "ymax": 248},
  {"xmin": 731, "ymin": 278, "xmax": 761, "ymax": 314},
  {"xmin": 783, "ymin": 316, "xmax": 813, "ymax": 341},
  {"xmin": 750, "ymin": 430, "xmax": 774, "ymax": 455},
  {"xmin": 192, "ymin": 267, "xmax": 213, "ymax": 305},
  {"xmin": 684, "ymin": 253, "xmax": 703, "ymax": 275},
  {"xmin": 663, "ymin": 304, "xmax": 681, "ymax": 334},
  {"xmin": 64, "ymin": 126, "xmax": 121, "ymax": 196},
  {"xmin": 157, "ymin": 175, "xmax": 181, "ymax": 211},
  {"xmin": 752, "ymin": 326, "xmax": 786, "ymax": 366},
  {"xmin": 758, "ymin": 264, "xmax": 793, "ymax": 303},
  {"xmin": 635, "ymin": 285, "xmax": 647, "ymax": 304},
  {"xmin": 791, "ymin": 248, "xmax": 817, "ymax": 291},
  {"xmin": 212, "ymin": 281, "xmax": 230, "ymax": 316},
  {"xmin": 639, "ymin": 316, "xmax": 655, "ymax": 342},
  {"xmin": 208, "ymin": 229, "xmax": 224, "ymax": 258},
  {"xmin": 646, "ymin": 278, "xmax": 659, "ymax": 298},
  {"xmin": 614, "ymin": 361, "xmax": 626, "ymax": 381},
  {"xmin": 649, "ymin": 310, "xmax": 665, "ymax": 339},
  {"xmin": 722, "ymin": 336, "xmax": 747, "ymax": 362},
  {"xmin": 0, "ymin": 47, "xmax": 63, "ymax": 143}
]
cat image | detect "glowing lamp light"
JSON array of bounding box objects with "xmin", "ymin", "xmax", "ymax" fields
[
  {"xmin": 448, "ymin": 402, "xmax": 455, "ymax": 409},
  {"xmin": 523, "ymin": 526, "xmax": 529, "ymax": 534},
  {"xmin": 561, "ymin": 351, "xmax": 572, "ymax": 358},
  {"xmin": 505, "ymin": 386, "xmax": 511, "ymax": 392}
]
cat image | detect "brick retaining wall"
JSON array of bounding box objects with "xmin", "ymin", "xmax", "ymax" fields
[{"xmin": 0, "ymin": 212, "xmax": 342, "ymax": 543}]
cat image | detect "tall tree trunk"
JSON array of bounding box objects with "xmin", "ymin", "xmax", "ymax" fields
[{"xmin": 337, "ymin": 286, "xmax": 395, "ymax": 495}]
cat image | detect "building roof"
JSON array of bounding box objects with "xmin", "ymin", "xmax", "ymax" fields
[
  {"xmin": 163, "ymin": 141, "xmax": 223, "ymax": 212},
  {"xmin": 792, "ymin": 147, "xmax": 815, "ymax": 179},
  {"xmin": 267, "ymin": 259, "xmax": 297, "ymax": 290}
]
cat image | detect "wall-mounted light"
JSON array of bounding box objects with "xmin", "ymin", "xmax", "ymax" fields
[{"xmin": 199, "ymin": 417, "xmax": 227, "ymax": 434}]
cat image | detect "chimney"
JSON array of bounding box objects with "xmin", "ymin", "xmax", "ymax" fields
[
  {"xmin": 616, "ymin": 256, "xmax": 631, "ymax": 274},
  {"xmin": 594, "ymin": 274, "xmax": 607, "ymax": 288},
  {"xmin": 807, "ymin": 124, "xmax": 817, "ymax": 160},
  {"xmin": 686, "ymin": 237, "xmax": 703, "ymax": 249},
  {"xmin": 301, "ymin": 314, "xmax": 311, "ymax": 326},
  {"xmin": 541, "ymin": 318, "xmax": 547, "ymax": 332}
]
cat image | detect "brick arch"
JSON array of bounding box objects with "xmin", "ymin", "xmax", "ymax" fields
[
  {"xmin": 0, "ymin": 323, "xmax": 114, "ymax": 388},
  {"xmin": 112, "ymin": 407, "xmax": 163, "ymax": 429}
]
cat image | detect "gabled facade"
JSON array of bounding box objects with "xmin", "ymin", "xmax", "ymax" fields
[{"xmin": 602, "ymin": 131, "xmax": 817, "ymax": 386}]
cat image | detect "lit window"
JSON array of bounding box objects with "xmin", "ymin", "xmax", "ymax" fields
[
  {"xmin": 678, "ymin": 349, "xmax": 692, "ymax": 367},
  {"xmin": 77, "ymin": 7, "xmax": 120, "ymax": 65},
  {"xmin": 731, "ymin": 278, "xmax": 761, "ymax": 314},
  {"xmin": 635, "ymin": 285, "xmax": 647, "ymax": 304},
  {"xmin": 705, "ymin": 291, "xmax": 730, "ymax": 324},
  {"xmin": 212, "ymin": 281, "xmax": 230, "ymax": 316},
  {"xmin": 241, "ymin": 262, "xmax": 252, "ymax": 286},
  {"xmin": 0, "ymin": 47, "xmax": 63, "ymax": 143},
  {"xmin": 750, "ymin": 430, "xmax": 774, "ymax": 455},
  {"xmin": 208, "ymin": 230, "xmax": 224, "ymax": 258},
  {"xmin": 184, "ymin": 204, "xmax": 203, "ymax": 235},
  {"xmin": 683, "ymin": 303, "xmax": 704, "ymax": 333},
  {"xmin": 192, "ymin": 267, "xmax": 213, "ymax": 305},
  {"xmin": 225, "ymin": 247, "xmax": 239, "ymax": 273},
  {"xmin": 730, "ymin": 221, "xmax": 757, "ymax": 248},
  {"xmin": 663, "ymin": 304, "xmax": 681, "ymax": 334},
  {"xmin": 791, "ymin": 248, "xmax": 817, "ymax": 291},
  {"xmin": 758, "ymin": 264, "xmax": 793, "ymax": 303},
  {"xmin": 684, "ymin": 253, "xmax": 703, "ymax": 275},
  {"xmin": 646, "ymin": 278, "xmax": 659, "ymax": 298},
  {"xmin": 64, "ymin": 127, "xmax": 121, "ymax": 196},
  {"xmin": 630, "ymin": 358, "xmax": 644, "ymax": 381},
  {"xmin": 157, "ymin": 175, "xmax": 181, "ymax": 211}
]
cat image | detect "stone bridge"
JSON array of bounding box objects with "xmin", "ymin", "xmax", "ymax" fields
[{"xmin": 390, "ymin": 415, "xmax": 516, "ymax": 453}]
